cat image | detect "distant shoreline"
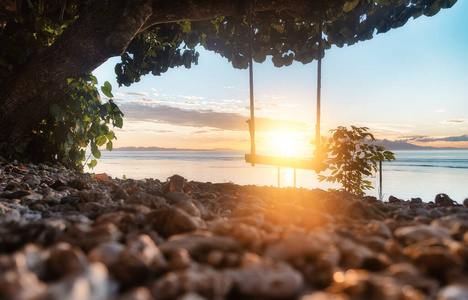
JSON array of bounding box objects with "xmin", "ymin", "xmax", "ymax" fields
[
  {"xmin": 113, "ymin": 144, "xmax": 467, "ymax": 152},
  {"xmin": 112, "ymin": 146, "xmax": 237, "ymax": 152}
]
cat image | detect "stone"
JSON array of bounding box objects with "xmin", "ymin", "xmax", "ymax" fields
[
  {"xmin": 147, "ymin": 207, "xmax": 205, "ymax": 238},
  {"xmin": 46, "ymin": 243, "xmax": 88, "ymax": 279},
  {"xmin": 227, "ymin": 253, "xmax": 303, "ymax": 298},
  {"xmin": 166, "ymin": 175, "xmax": 186, "ymax": 193},
  {"xmin": 68, "ymin": 178, "xmax": 91, "ymax": 190},
  {"xmin": 160, "ymin": 231, "xmax": 240, "ymax": 259},
  {"xmin": 118, "ymin": 287, "xmax": 153, "ymax": 300},
  {"xmin": 114, "ymin": 188, "xmax": 130, "ymax": 200},
  {"xmin": 21, "ymin": 192, "xmax": 43, "ymax": 202},
  {"xmin": 22, "ymin": 243, "xmax": 49, "ymax": 280},
  {"xmin": 112, "ymin": 235, "xmax": 167, "ymax": 287},
  {"xmin": 61, "ymin": 196, "xmax": 80, "ymax": 205},
  {"xmin": 60, "ymin": 222, "xmax": 122, "ymax": 252},
  {"xmin": 395, "ymin": 224, "xmax": 451, "ymax": 244},
  {"xmin": 168, "ymin": 248, "xmax": 192, "ymax": 270},
  {"xmin": 173, "ymin": 201, "xmax": 201, "ymax": 217},
  {"xmin": 126, "ymin": 192, "xmax": 168, "ymax": 210},
  {"xmin": 463, "ymin": 198, "xmax": 468, "ymax": 208},
  {"xmin": 0, "ymin": 268, "xmax": 47, "ymax": 300},
  {"xmin": 435, "ymin": 193, "xmax": 456, "ymax": 206},
  {"xmin": 2, "ymin": 190, "xmax": 33, "ymax": 199},
  {"xmin": 88, "ymin": 242, "xmax": 125, "ymax": 268},
  {"xmin": 211, "ymin": 220, "xmax": 262, "ymax": 248},
  {"xmin": 388, "ymin": 195, "xmax": 402, "ymax": 203},
  {"xmin": 437, "ymin": 284, "xmax": 468, "ymax": 300},
  {"xmin": 150, "ymin": 265, "xmax": 232, "ymax": 300},
  {"xmin": 177, "ymin": 292, "xmax": 208, "ymax": 300},
  {"xmin": 404, "ymin": 243, "xmax": 462, "ymax": 272},
  {"xmin": 43, "ymin": 262, "xmax": 116, "ymax": 300},
  {"xmin": 264, "ymin": 230, "xmax": 332, "ymax": 262},
  {"xmin": 125, "ymin": 234, "xmax": 167, "ymax": 272},
  {"xmin": 166, "ymin": 191, "xmax": 191, "ymax": 203},
  {"xmin": 78, "ymin": 189, "xmax": 111, "ymax": 204},
  {"xmin": 300, "ymin": 291, "xmax": 348, "ymax": 300}
]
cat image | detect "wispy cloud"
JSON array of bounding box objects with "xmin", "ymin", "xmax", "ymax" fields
[
  {"xmin": 176, "ymin": 95, "xmax": 205, "ymax": 100},
  {"xmin": 120, "ymin": 103, "xmax": 308, "ymax": 132},
  {"xmin": 116, "ymin": 91, "xmax": 149, "ymax": 98},
  {"xmin": 261, "ymin": 94, "xmax": 286, "ymax": 100},
  {"xmin": 356, "ymin": 122, "xmax": 415, "ymax": 135},
  {"xmin": 442, "ymin": 119, "xmax": 467, "ymax": 124}
]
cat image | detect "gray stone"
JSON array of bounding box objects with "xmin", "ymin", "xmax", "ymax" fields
[{"xmin": 227, "ymin": 253, "xmax": 303, "ymax": 298}]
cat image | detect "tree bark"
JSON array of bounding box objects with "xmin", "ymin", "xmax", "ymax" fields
[
  {"xmin": 0, "ymin": 0, "xmax": 153, "ymax": 151},
  {"xmin": 0, "ymin": 0, "xmax": 318, "ymax": 153}
]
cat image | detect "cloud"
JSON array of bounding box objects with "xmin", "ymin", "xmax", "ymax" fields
[
  {"xmin": 261, "ymin": 94, "xmax": 286, "ymax": 100},
  {"xmin": 116, "ymin": 91, "xmax": 149, "ymax": 98},
  {"xmin": 176, "ymin": 95, "xmax": 205, "ymax": 100},
  {"xmin": 120, "ymin": 102, "xmax": 308, "ymax": 132},
  {"xmin": 411, "ymin": 134, "xmax": 468, "ymax": 142},
  {"xmin": 442, "ymin": 119, "xmax": 467, "ymax": 124},
  {"xmin": 397, "ymin": 135, "xmax": 429, "ymax": 140},
  {"xmin": 193, "ymin": 129, "xmax": 224, "ymax": 134},
  {"xmin": 355, "ymin": 122, "xmax": 415, "ymax": 134}
]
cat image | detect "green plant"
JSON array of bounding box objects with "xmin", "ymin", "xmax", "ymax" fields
[
  {"xmin": 318, "ymin": 126, "xmax": 395, "ymax": 195},
  {"xmin": 25, "ymin": 75, "xmax": 123, "ymax": 169}
]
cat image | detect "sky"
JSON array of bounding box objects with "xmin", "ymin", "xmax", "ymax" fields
[{"xmin": 93, "ymin": 1, "xmax": 468, "ymax": 155}]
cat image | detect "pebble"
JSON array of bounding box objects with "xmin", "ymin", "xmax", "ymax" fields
[
  {"xmin": 1, "ymin": 162, "xmax": 468, "ymax": 299},
  {"xmin": 228, "ymin": 253, "xmax": 303, "ymax": 298},
  {"xmin": 395, "ymin": 224, "xmax": 451, "ymax": 244}
]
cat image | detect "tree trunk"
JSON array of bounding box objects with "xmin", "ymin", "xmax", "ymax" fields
[
  {"xmin": 0, "ymin": 0, "xmax": 153, "ymax": 152},
  {"xmin": 0, "ymin": 0, "xmax": 317, "ymax": 154}
]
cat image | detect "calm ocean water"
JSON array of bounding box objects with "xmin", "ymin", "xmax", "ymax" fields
[{"xmin": 84, "ymin": 150, "xmax": 468, "ymax": 203}]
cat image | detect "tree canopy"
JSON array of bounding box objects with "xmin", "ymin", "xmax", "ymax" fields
[{"xmin": 0, "ymin": 0, "xmax": 457, "ymax": 166}]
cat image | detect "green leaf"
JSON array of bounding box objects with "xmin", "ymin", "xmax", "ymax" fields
[
  {"xmin": 101, "ymin": 81, "xmax": 113, "ymax": 98},
  {"xmin": 92, "ymin": 149, "xmax": 101, "ymax": 159},
  {"xmin": 343, "ymin": 0, "xmax": 360, "ymax": 13},
  {"xmin": 50, "ymin": 104, "xmax": 68, "ymax": 122},
  {"xmin": 114, "ymin": 116, "xmax": 123, "ymax": 128},
  {"xmin": 96, "ymin": 135, "xmax": 107, "ymax": 147},
  {"xmin": 106, "ymin": 131, "xmax": 115, "ymax": 140},
  {"xmin": 106, "ymin": 141, "xmax": 113, "ymax": 151},
  {"xmin": 440, "ymin": 0, "xmax": 457, "ymax": 9},
  {"xmin": 87, "ymin": 159, "xmax": 97, "ymax": 169}
]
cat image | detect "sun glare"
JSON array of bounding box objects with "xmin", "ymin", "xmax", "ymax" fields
[{"xmin": 265, "ymin": 131, "xmax": 304, "ymax": 157}]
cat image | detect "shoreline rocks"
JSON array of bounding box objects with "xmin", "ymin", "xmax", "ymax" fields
[{"xmin": 1, "ymin": 161, "xmax": 468, "ymax": 299}]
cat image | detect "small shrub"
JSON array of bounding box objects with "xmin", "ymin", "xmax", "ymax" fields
[{"xmin": 318, "ymin": 126, "xmax": 395, "ymax": 195}]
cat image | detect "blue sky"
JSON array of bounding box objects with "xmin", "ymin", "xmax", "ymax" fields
[{"xmin": 94, "ymin": 1, "xmax": 468, "ymax": 153}]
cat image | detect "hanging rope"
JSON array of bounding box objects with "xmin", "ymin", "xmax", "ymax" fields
[
  {"xmin": 315, "ymin": 20, "xmax": 323, "ymax": 151},
  {"xmin": 247, "ymin": 3, "xmax": 256, "ymax": 166}
]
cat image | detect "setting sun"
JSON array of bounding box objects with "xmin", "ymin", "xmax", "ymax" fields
[{"xmin": 263, "ymin": 131, "xmax": 311, "ymax": 157}]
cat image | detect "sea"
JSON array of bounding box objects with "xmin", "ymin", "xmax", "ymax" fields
[{"xmin": 84, "ymin": 149, "xmax": 468, "ymax": 203}]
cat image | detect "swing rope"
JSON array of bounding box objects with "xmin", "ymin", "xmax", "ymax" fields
[
  {"xmin": 315, "ymin": 21, "xmax": 323, "ymax": 151},
  {"xmin": 245, "ymin": 6, "xmax": 327, "ymax": 172},
  {"xmin": 247, "ymin": 3, "xmax": 256, "ymax": 166}
]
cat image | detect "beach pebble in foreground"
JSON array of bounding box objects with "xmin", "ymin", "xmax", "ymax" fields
[{"xmin": 0, "ymin": 161, "xmax": 467, "ymax": 299}]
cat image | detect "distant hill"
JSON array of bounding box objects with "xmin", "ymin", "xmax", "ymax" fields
[
  {"xmin": 372, "ymin": 139, "xmax": 464, "ymax": 150},
  {"xmin": 114, "ymin": 142, "xmax": 464, "ymax": 152},
  {"xmin": 112, "ymin": 146, "xmax": 239, "ymax": 151},
  {"xmin": 114, "ymin": 146, "xmax": 199, "ymax": 151}
]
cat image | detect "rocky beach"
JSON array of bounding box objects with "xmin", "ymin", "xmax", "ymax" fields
[{"xmin": 1, "ymin": 161, "xmax": 468, "ymax": 300}]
